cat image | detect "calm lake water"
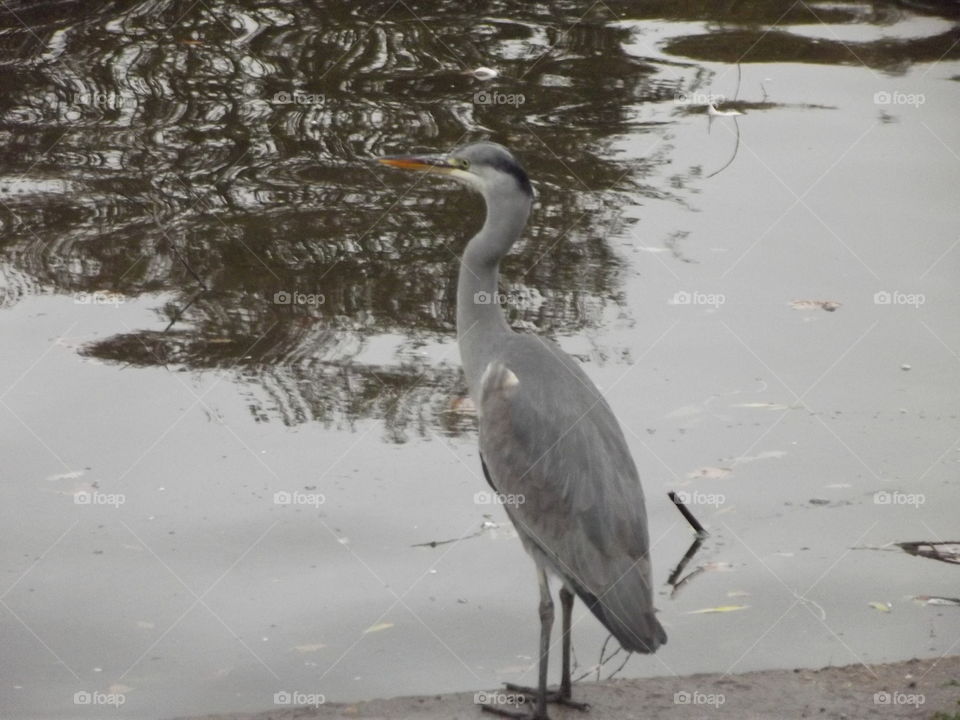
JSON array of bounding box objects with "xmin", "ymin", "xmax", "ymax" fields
[{"xmin": 1, "ymin": 1, "xmax": 958, "ymax": 718}]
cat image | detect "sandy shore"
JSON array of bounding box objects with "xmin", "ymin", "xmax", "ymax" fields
[{"xmin": 174, "ymin": 655, "xmax": 960, "ymax": 720}]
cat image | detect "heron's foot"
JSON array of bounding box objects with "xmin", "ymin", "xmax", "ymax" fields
[{"xmin": 502, "ymin": 683, "xmax": 590, "ymax": 712}]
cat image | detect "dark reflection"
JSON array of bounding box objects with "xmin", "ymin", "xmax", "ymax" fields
[{"xmin": 0, "ymin": 0, "xmax": 956, "ymax": 439}]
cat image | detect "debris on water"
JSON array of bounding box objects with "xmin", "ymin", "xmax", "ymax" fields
[
  {"xmin": 412, "ymin": 522, "xmax": 492, "ymax": 548},
  {"xmin": 291, "ymin": 643, "xmax": 326, "ymax": 653},
  {"xmin": 900, "ymin": 363, "xmax": 911, "ymax": 371},
  {"xmin": 912, "ymin": 595, "xmax": 960, "ymax": 607},
  {"xmin": 732, "ymin": 402, "xmax": 791, "ymax": 410},
  {"xmin": 809, "ymin": 498, "xmax": 830, "ymax": 505},
  {"xmin": 688, "ymin": 604, "xmax": 749, "ymax": 614},
  {"xmin": 363, "ymin": 622, "xmax": 394, "ymax": 634},
  {"xmin": 464, "ymin": 66, "xmax": 499, "ymax": 80},
  {"xmin": 702, "ymin": 562, "xmax": 735, "ymax": 572},
  {"xmin": 790, "ymin": 299, "xmax": 841, "ymax": 312},
  {"xmin": 46, "ymin": 470, "xmax": 86, "ymax": 481},
  {"xmin": 707, "ymin": 104, "xmax": 743, "ymax": 117},
  {"xmin": 687, "ymin": 466, "xmax": 732, "ymax": 480},
  {"xmin": 897, "ymin": 541, "xmax": 960, "ymax": 565},
  {"xmin": 869, "ymin": 601, "xmax": 892, "ymax": 613}
]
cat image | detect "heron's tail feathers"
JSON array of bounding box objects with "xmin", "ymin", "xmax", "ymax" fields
[{"xmin": 578, "ymin": 578, "xmax": 667, "ymax": 654}]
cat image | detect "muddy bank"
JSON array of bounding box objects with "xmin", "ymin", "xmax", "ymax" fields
[{"xmin": 174, "ymin": 655, "xmax": 960, "ymax": 720}]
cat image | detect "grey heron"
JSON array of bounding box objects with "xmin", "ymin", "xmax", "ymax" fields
[{"xmin": 379, "ymin": 142, "xmax": 666, "ymax": 719}]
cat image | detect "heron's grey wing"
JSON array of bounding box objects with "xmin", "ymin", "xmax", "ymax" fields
[{"xmin": 478, "ymin": 338, "xmax": 666, "ymax": 653}]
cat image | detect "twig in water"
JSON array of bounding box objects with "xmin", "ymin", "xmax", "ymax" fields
[
  {"xmin": 669, "ymin": 491, "xmax": 708, "ymax": 537},
  {"xmin": 411, "ymin": 525, "xmax": 486, "ymax": 548}
]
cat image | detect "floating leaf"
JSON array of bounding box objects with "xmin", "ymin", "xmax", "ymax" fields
[
  {"xmin": 732, "ymin": 403, "xmax": 790, "ymax": 410},
  {"xmin": 47, "ymin": 470, "xmax": 85, "ymax": 481},
  {"xmin": 292, "ymin": 643, "xmax": 327, "ymax": 653},
  {"xmin": 687, "ymin": 466, "xmax": 732, "ymax": 480},
  {"xmin": 869, "ymin": 601, "xmax": 892, "ymax": 613},
  {"xmin": 727, "ymin": 590, "xmax": 750, "ymax": 598},
  {"xmin": 363, "ymin": 622, "xmax": 394, "ymax": 634},
  {"xmin": 687, "ymin": 605, "xmax": 749, "ymax": 614},
  {"xmin": 913, "ymin": 596, "xmax": 960, "ymax": 607},
  {"xmin": 790, "ymin": 300, "xmax": 841, "ymax": 312}
]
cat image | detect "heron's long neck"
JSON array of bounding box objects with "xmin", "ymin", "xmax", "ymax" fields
[{"xmin": 457, "ymin": 193, "xmax": 530, "ymax": 402}]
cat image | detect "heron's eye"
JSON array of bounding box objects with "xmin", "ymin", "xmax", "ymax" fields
[{"xmin": 452, "ymin": 157, "xmax": 470, "ymax": 170}]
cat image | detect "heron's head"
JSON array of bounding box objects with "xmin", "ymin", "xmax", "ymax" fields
[{"xmin": 378, "ymin": 141, "xmax": 533, "ymax": 201}]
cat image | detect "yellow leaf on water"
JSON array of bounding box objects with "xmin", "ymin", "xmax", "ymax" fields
[
  {"xmin": 363, "ymin": 622, "xmax": 394, "ymax": 634},
  {"xmin": 687, "ymin": 605, "xmax": 749, "ymax": 614},
  {"xmin": 727, "ymin": 590, "xmax": 751, "ymax": 598},
  {"xmin": 292, "ymin": 643, "xmax": 327, "ymax": 653},
  {"xmin": 869, "ymin": 601, "xmax": 892, "ymax": 613}
]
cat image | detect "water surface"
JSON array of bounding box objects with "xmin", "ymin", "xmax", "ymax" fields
[{"xmin": 1, "ymin": 1, "xmax": 958, "ymax": 718}]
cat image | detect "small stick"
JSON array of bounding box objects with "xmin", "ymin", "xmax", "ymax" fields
[{"xmin": 668, "ymin": 491, "xmax": 708, "ymax": 537}]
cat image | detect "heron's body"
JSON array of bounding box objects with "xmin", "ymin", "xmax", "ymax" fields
[{"xmin": 379, "ymin": 142, "xmax": 664, "ymax": 719}]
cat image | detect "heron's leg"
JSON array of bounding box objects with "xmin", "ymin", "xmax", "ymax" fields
[
  {"xmin": 497, "ymin": 574, "xmax": 589, "ymax": 715},
  {"xmin": 534, "ymin": 568, "xmax": 554, "ymax": 719},
  {"xmin": 559, "ymin": 586, "xmax": 574, "ymax": 700},
  {"xmin": 482, "ymin": 569, "xmax": 553, "ymax": 720}
]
